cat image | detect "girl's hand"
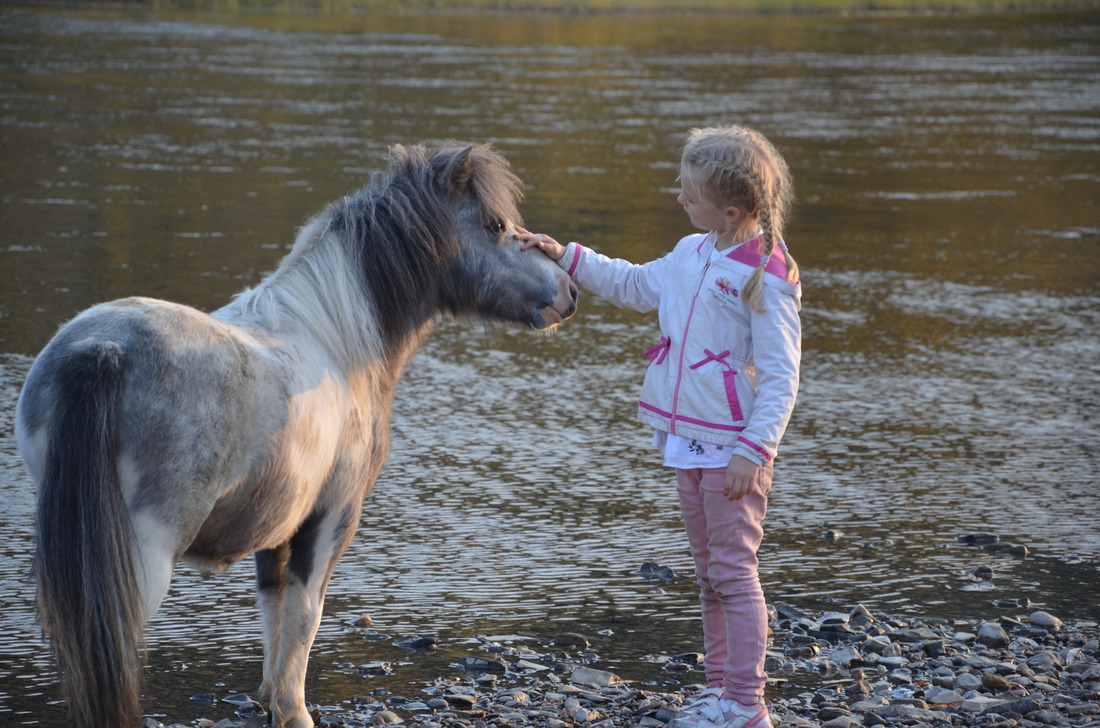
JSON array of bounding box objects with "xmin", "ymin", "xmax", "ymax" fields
[
  {"xmin": 724, "ymin": 454, "xmax": 761, "ymax": 500},
  {"xmin": 516, "ymin": 225, "xmax": 566, "ymax": 261}
]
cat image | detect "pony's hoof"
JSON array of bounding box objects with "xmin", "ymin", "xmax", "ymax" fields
[{"xmin": 270, "ymin": 708, "xmax": 314, "ymax": 728}]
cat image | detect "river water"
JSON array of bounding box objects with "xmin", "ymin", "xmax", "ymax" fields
[{"xmin": 0, "ymin": 4, "xmax": 1097, "ymax": 724}]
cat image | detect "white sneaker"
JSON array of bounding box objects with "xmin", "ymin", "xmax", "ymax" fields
[{"xmin": 668, "ymin": 696, "xmax": 770, "ymax": 728}]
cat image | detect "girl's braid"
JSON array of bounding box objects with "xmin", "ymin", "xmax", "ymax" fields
[{"xmin": 743, "ymin": 161, "xmax": 777, "ymax": 313}]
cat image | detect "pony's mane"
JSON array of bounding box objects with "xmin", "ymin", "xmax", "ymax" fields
[{"xmin": 225, "ymin": 142, "xmax": 523, "ymax": 369}]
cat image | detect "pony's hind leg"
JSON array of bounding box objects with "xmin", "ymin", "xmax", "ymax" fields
[{"xmin": 254, "ymin": 504, "xmax": 359, "ymax": 728}]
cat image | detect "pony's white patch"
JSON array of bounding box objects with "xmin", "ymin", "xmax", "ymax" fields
[
  {"xmin": 13, "ymin": 423, "xmax": 47, "ymax": 484},
  {"xmin": 128, "ymin": 509, "xmax": 177, "ymax": 622},
  {"xmin": 224, "ymin": 215, "xmax": 385, "ymax": 370},
  {"xmin": 117, "ymin": 454, "xmax": 143, "ymax": 507}
]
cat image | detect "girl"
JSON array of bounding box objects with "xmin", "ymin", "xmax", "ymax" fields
[{"xmin": 519, "ymin": 125, "xmax": 801, "ymax": 728}]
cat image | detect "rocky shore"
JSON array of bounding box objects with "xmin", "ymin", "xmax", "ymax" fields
[{"xmin": 167, "ymin": 602, "xmax": 1100, "ymax": 728}]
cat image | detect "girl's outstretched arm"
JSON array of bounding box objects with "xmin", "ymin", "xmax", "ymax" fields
[{"xmin": 516, "ymin": 225, "xmax": 566, "ymax": 261}]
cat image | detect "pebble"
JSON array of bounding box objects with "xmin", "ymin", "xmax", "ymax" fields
[{"xmin": 165, "ymin": 603, "xmax": 1100, "ymax": 728}]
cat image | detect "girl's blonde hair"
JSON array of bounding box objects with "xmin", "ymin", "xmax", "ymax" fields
[{"xmin": 681, "ymin": 125, "xmax": 798, "ymax": 312}]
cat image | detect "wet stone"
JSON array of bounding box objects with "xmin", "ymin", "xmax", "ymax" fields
[
  {"xmin": 393, "ymin": 634, "xmax": 438, "ymax": 650},
  {"xmin": 958, "ymin": 533, "xmax": 1001, "ymax": 545},
  {"xmin": 370, "ymin": 710, "xmax": 401, "ymax": 724},
  {"xmin": 979, "ymin": 622, "xmax": 1012, "ymax": 647},
  {"xmin": 925, "ymin": 686, "xmax": 964, "ymax": 705},
  {"xmin": 456, "ymin": 655, "xmax": 507, "ymax": 673},
  {"xmin": 1030, "ymin": 611, "xmax": 1064, "ymax": 631},
  {"xmin": 553, "ymin": 632, "xmax": 590, "ymax": 651},
  {"xmin": 636, "ymin": 562, "xmax": 676, "ymax": 582}
]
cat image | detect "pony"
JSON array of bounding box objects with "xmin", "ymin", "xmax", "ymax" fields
[{"xmin": 14, "ymin": 141, "xmax": 578, "ymax": 728}]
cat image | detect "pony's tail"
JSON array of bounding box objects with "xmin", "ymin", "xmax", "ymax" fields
[{"xmin": 35, "ymin": 340, "xmax": 145, "ymax": 728}]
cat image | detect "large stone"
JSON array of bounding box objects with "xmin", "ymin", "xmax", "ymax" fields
[
  {"xmin": 831, "ymin": 645, "xmax": 863, "ymax": 666},
  {"xmin": 569, "ymin": 665, "xmax": 619, "ymax": 688},
  {"xmin": 981, "ymin": 695, "xmax": 1043, "ymax": 717},
  {"xmin": 961, "ymin": 695, "xmax": 1006, "ymax": 712},
  {"xmin": 1027, "ymin": 651, "xmax": 1063, "ymax": 671},
  {"xmin": 821, "ymin": 717, "xmax": 861, "ymax": 728},
  {"xmin": 871, "ymin": 704, "xmax": 942, "ymax": 722},
  {"xmin": 955, "ymin": 672, "xmax": 984, "ymax": 690},
  {"xmin": 977, "ymin": 622, "xmax": 1011, "ymax": 647},
  {"xmin": 1029, "ymin": 611, "xmax": 1063, "ymax": 630},
  {"xmin": 982, "ymin": 671, "xmax": 1014, "ymax": 691},
  {"xmin": 924, "ymin": 687, "xmax": 964, "ymax": 705}
]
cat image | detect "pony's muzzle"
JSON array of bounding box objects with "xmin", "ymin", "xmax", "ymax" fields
[
  {"xmin": 522, "ymin": 243, "xmax": 578, "ymax": 328},
  {"xmin": 541, "ymin": 278, "xmax": 577, "ymax": 326}
]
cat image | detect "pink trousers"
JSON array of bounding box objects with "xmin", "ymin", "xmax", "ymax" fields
[{"xmin": 675, "ymin": 464, "xmax": 772, "ymax": 705}]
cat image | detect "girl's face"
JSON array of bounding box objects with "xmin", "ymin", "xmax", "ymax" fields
[{"xmin": 677, "ymin": 164, "xmax": 735, "ymax": 237}]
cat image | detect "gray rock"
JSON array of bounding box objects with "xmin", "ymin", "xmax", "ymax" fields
[
  {"xmin": 981, "ymin": 694, "xmax": 1042, "ymax": 717},
  {"xmin": 443, "ymin": 694, "xmax": 477, "ymax": 709},
  {"xmin": 553, "ymin": 632, "xmax": 590, "ymax": 651},
  {"xmin": 831, "ymin": 645, "xmax": 862, "ymax": 666},
  {"xmin": 962, "ymin": 695, "xmax": 1007, "ymax": 712},
  {"xmin": 372, "ymin": 710, "xmax": 402, "ymax": 724},
  {"xmin": 978, "ymin": 622, "xmax": 1011, "ymax": 647},
  {"xmin": 958, "ymin": 533, "xmax": 1000, "ymax": 545},
  {"xmin": 876, "ymin": 656, "xmax": 908, "ymax": 670},
  {"xmin": 1030, "ymin": 611, "xmax": 1063, "ymax": 630},
  {"xmin": 862, "ymin": 636, "xmax": 892, "ymax": 654},
  {"xmin": 870, "ymin": 704, "xmax": 942, "ymax": 722},
  {"xmin": 569, "ymin": 665, "xmax": 619, "ymax": 688},
  {"xmin": 821, "ymin": 717, "xmax": 861, "ymax": 728},
  {"xmin": 1027, "ymin": 651, "xmax": 1063, "ymax": 671},
  {"xmin": 955, "ymin": 672, "xmax": 984, "ymax": 690},
  {"xmin": 924, "ymin": 687, "xmax": 964, "ymax": 705},
  {"xmin": 455, "ymin": 656, "xmax": 507, "ymax": 673}
]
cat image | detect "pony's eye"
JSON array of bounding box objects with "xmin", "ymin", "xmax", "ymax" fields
[{"xmin": 486, "ymin": 219, "xmax": 506, "ymax": 236}]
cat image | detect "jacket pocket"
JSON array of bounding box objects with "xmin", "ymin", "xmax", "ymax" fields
[
  {"xmin": 689, "ymin": 348, "xmax": 745, "ymax": 422},
  {"xmin": 722, "ymin": 368, "xmax": 744, "ymax": 421}
]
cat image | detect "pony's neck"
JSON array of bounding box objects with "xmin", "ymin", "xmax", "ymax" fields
[{"xmin": 222, "ymin": 213, "xmax": 418, "ymax": 372}]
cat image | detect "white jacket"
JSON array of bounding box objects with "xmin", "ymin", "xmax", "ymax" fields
[{"xmin": 558, "ymin": 232, "xmax": 801, "ymax": 466}]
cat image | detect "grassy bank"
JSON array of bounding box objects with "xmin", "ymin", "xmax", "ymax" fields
[{"xmin": 146, "ymin": 0, "xmax": 1099, "ymax": 14}]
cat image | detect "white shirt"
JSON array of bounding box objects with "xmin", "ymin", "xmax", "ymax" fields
[{"xmin": 653, "ymin": 429, "xmax": 732, "ymax": 469}]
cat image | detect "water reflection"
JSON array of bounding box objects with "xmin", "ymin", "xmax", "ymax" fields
[{"xmin": 1, "ymin": 4, "xmax": 1098, "ymax": 724}]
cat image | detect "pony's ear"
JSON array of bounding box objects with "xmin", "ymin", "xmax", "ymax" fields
[{"xmin": 435, "ymin": 145, "xmax": 475, "ymax": 196}]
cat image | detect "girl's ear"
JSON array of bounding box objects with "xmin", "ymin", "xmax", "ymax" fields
[{"xmin": 725, "ymin": 206, "xmax": 753, "ymax": 226}]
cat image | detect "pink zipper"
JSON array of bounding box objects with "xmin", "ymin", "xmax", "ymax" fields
[{"xmin": 668, "ymin": 233, "xmax": 713, "ymax": 435}]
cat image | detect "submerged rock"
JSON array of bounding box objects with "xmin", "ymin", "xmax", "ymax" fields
[
  {"xmin": 637, "ymin": 562, "xmax": 677, "ymax": 582},
  {"xmin": 958, "ymin": 532, "xmax": 1000, "ymax": 545}
]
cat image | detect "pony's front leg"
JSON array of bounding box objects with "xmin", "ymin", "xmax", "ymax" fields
[{"xmin": 254, "ymin": 506, "xmax": 358, "ymax": 728}]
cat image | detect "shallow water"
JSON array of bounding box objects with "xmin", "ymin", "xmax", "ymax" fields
[{"xmin": 0, "ymin": 5, "xmax": 1098, "ymax": 724}]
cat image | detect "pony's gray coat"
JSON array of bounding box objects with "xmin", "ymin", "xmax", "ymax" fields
[{"xmin": 16, "ymin": 142, "xmax": 577, "ymax": 728}]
